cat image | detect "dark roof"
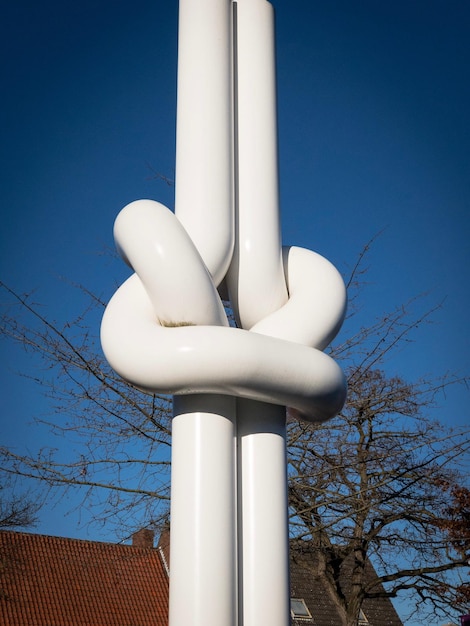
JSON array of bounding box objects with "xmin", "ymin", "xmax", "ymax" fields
[
  {"xmin": 0, "ymin": 530, "xmax": 169, "ymax": 626},
  {"xmin": 0, "ymin": 530, "xmax": 402, "ymax": 626},
  {"xmin": 290, "ymin": 542, "xmax": 403, "ymax": 626}
]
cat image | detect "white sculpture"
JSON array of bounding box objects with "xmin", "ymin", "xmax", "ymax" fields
[{"xmin": 101, "ymin": 1, "xmax": 347, "ymax": 625}]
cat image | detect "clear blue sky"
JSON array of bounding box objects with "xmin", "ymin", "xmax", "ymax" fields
[{"xmin": 1, "ymin": 1, "xmax": 469, "ymax": 624}]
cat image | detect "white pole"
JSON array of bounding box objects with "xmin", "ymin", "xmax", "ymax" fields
[
  {"xmin": 100, "ymin": 3, "xmax": 348, "ymax": 626},
  {"xmin": 169, "ymin": 394, "xmax": 237, "ymax": 626},
  {"xmin": 237, "ymin": 399, "xmax": 290, "ymax": 626},
  {"xmin": 228, "ymin": 0, "xmax": 287, "ymax": 329},
  {"xmin": 231, "ymin": 6, "xmax": 291, "ymax": 622},
  {"xmin": 175, "ymin": 0, "xmax": 234, "ymax": 287},
  {"xmin": 170, "ymin": 2, "xmax": 237, "ymax": 623}
]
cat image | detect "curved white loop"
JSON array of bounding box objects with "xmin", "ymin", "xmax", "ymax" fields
[
  {"xmin": 101, "ymin": 0, "xmax": 348, "ymax": 426},
  {"xmin": 101, "ymin": 200, "xmax": 345, "ymax": 421},
  {"xmin": 101, "ymin": 199, "xmax": 347, "ymax": 423},
  {"xmin": 251, "ymin": 246, "xmax": 347, "ymax": 350},
  {"xmin": 101, "ymin": 274, "xmax": 346, "ymax": 423},
  {"xmin": 114, "ymin": 200, "xmax": 228, "ymax": 328}
]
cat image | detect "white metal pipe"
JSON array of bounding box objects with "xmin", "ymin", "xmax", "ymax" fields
[
  {"xmin": 172, "ymin": 4, "xmax": 235, "ymax": 621},
  {"xmin": 101, "ymin": 3, "xmax": 349, "ymax": 626},
  {"xmin": 252, "ymin": 246, "xmax": 347, "ymax": 350},
  {"xmin": 101, "ymin": 275, "xmax": 346, "ymax": 422},
  {"xmin": 237, "ymin": 399, "xmax": 290, "ymax": 626},
  {"xmin": 113, "ymin": 200, "xmax": 228, "ymax": 328},
  {"xmin": 228, "ymin": 0, "xmax": 288, "ymax": 330},
  {"xmin": 101, "ymin": 200, "xmax": 346, "ymax": 422},
  {"xmin": 175, "ymin": 0, "xmax": 234, "ymax": 287},
  {"xmin": 170, "ymin": 394, "xmax": 237, "ymax": 626}
]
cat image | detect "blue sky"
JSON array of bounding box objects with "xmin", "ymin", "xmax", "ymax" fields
[{"xmin": 1, "ymin": 1, "xmax": 469, "ymax": 623}]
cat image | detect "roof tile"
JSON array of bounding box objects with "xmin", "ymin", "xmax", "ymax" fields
[{"xmin": 0, "ymin": 530, "xmax": 169, "ymax": 626}]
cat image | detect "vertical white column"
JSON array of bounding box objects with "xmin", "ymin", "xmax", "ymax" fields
[
  {"xmin": 172, "ymin": 2, "xmax": 236, "ymax": 624},
  {"xmin": 237, "ymin": 399, "xmax": 290, "ymax": 626},
  {"xmin": 231, "ymin": 7, "xmax": 291, "ymax": 620},
  {"xmin": 228, "ymin": 0, "xmax": 288, "ymax": 330},
  {"xmin": 175, "ymin": 0, "xmax": 234, "ymax": 286},
  {"xmin": 169, "ymin": 394, "xmax": 237, "ymax": 626}
]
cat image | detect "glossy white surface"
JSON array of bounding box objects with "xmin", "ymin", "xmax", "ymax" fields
[
  {"xmin": 100, "ymin": 0, "xmax": 348, "ymax": 624},
  {"xmin": 237, "ymin": 399, "xmax": 290, "ymax": 626},
  {"xmin": 175, "ymin": 0, "xmax": 234, "ymax": 286},
  {"xmin": 169, "ymin": 395, "xmax": 237, "ymax": 626},
  {"xmin": 252, "ymin": 245, "xmax": 347, "ymax": 350},
  {"xmin": 112, "ymin": 200, "xmax": 228, "ymax": 328},
  {"xmin": 228, "ymin": 0, "xmax": 287, "ymax": 330},
  {"xmin": 101, "ymin": 271, "xmax": 346, "ymax": 421}
]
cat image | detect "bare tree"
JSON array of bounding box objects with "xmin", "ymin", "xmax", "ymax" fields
[
  {"xmin": 0, "ymin": 477, "xmax": 39, "ymax": 529},
  {"xmin": 0, "ymin": 282, "xmax": 173, "ymax": 535},
  {"xmin": 433, "ymin": 481, "xmax": 470, "ymax": 610},
  {"xmin": 0, "ymin": 244, "xmax": 468, "ymax": 623},
  {"xmin": 288, "ymin": 295, "xmax": 470, "ymax": 625}
]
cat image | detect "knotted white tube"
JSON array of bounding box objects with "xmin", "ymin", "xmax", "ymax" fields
[
  {"xmin": 171, "ymin": 4, "xmax": 236, "ymax": 620},
  {"xmin": 100, "ymin": 201, "xmax": 346, "ymax": 422},
  {"xmin": 100, "ymin": 2, "xmax": 348, "ymax": 625},
  {"xmin": 113, "ymin": 200, "xmax": 228, "ymax": 328},
  {"xmin": 252, "ymin": 246, "xmax": 347, "ymax": 350}
]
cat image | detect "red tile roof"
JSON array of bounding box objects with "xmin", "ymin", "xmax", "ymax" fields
[
  {"xmin": 1, "ymin": 530, "xmax": 403, "ymax": 626},
  {"xmin": 0, "ymin": 530, "xmax": 169, "ymax": 626}
]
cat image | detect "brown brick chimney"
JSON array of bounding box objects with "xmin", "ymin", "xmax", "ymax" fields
[
  {"xmin": 157, "ymin": 526, "xmax": 170, "ymax": 575},
  {"xmin": 132, "ymin": 529, "xmax": 155, "ymax": 548}
]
